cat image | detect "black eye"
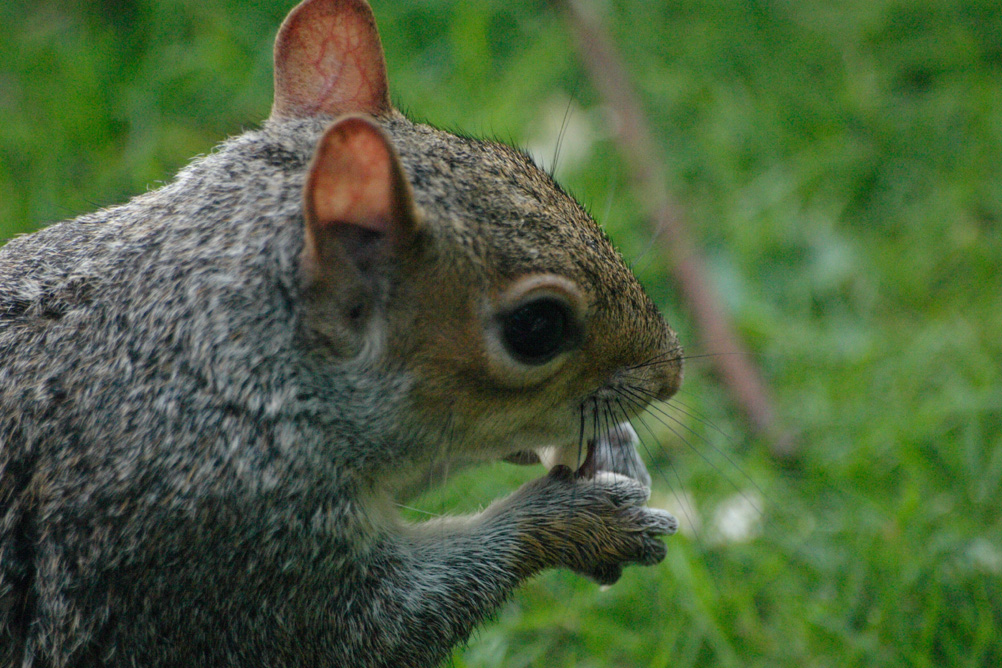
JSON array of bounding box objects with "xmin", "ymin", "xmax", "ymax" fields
[{"xmin": 501, "ymin": 297, "xmax": 572, "ymax": 364}]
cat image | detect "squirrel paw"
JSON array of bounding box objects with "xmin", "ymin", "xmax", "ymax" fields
[{"xmin": 515, "ymin": 465, "xmax": 678, "ymax": 585}]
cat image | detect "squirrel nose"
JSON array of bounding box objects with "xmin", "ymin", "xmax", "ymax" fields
[
  {"xmin": 651, "ymin": 334, "xmax": 683, "ymax": 402},
  {"xmin": 653, "ymin": 363, "xmax": 682, "ymax": 402}
]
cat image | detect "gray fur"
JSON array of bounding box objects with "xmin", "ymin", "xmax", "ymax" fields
[{"xmin": 0, "ymin": 17, "xmax": 681, "ymax": 668}]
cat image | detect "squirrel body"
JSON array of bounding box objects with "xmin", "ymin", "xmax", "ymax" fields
[{"xmin": 0, "ymin": 1, "xmax": 682, "ymax": 666}]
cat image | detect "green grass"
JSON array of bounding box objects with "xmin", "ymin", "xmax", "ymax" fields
[{"xmin": 3, "ymin": 0, "xmax": 1000, "ymax": 666}]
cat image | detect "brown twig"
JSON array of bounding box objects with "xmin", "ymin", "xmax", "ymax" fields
[{"xmin": 556, "ymin": 0, "xmax": 796, "ymax": 457}]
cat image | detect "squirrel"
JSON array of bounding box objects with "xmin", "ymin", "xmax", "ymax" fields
[{"xmin": 0, "ymin": 0, "xmax": 683, "ymax": 666}]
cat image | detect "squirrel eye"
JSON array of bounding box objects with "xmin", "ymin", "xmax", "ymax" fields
[{"xmin": 500, "ymin": 297, "xmax": 571, "ymax": 365}]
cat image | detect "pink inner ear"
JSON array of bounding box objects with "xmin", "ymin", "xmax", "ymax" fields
[
  {"xmin": 309, "ymin": 119, "xmax": 394, "ymax": 239},
  {"xmin": 272, "ymin": 0, "xmax": 391, "ymax": 119}
]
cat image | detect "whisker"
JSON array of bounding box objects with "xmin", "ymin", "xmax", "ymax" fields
[
  {"xmin": 600, "ymin": 175, "xmax": 619, "ymax": 242},
  {"xmin": 609, "ymin": 399, "xmax": 646, "ymax": 483},
  {"xmin": 629, "ymin": 387, "xmax": 754, "ymax": 476},
  {"xmin": 435, "ymin": 410, "xmax": 457, "ymax": 488},
  {"xmin": 550, "ymin": 92, "xmax": 576, "ymax": 177},
  {"xmin": 623, "ymin": 386, "xmax": 730, "ymax": 453},
  {"xmin": 662, "ymin": 395, "xmax": 736, "ymax": 443},
  {"xmin": 628, "ymin": 386, "xmax": 731, "ymax": 445},
  {"xmin": 590, "ymin": 399, "xmax": 601, "ymax": 469},
  {"xmin": 624, "ymin": 350, "xmax": 760, "ymax": 376},
  {"xmin": 677, "ymin": 351, "xmax": 762, "ymax": 362},
  {"xmin": 628, "ymin": 385, "xmax": 733, "ymax": 443},
  {"xmin": 615, "ymin": 395, "xmax": 702, "ymax": 540},
  {"xmin": 602, "ymin": 400, "xmax": 637, "ymax": 481},
  {"xmin": 665, "ymin": 400, "xmax": 737, "ymax": 446},
  {"xmin": 625, "ymin": 349, "xmax": 685, "ymax": 372},
  {"xmin": 425, "ymin": 411, "xmax": 458, "ymax": 512},
  {"xmin": 600, "ymin": 402, "xmax": 617, "ymax": 468},
  {"xmin": 394, "ymin": 503, "xmax": 445, "ymax": 519},
  {"xmin": 616, "ymin": 386, "xmax": 765, "ymax": 517}
]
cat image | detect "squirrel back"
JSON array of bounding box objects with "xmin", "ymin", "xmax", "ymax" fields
[{"xmin": 0, "ymin": 1, "xmax": 682, "ymax": 666}]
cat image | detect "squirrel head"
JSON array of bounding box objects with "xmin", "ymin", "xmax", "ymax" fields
[{"xmin": 271, "ymin": 0, "xmax": 681, "ymax": 466}]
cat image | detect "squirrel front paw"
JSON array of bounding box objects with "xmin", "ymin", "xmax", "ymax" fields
[{"xmin": 507, "ymin": 465, "xmax": 678, "ymax": 585}]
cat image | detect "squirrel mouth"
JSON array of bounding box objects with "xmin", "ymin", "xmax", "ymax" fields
[
  {"xmin": 503, "ymin": 422, "xmax": 651, "ymax": 486},
  {"xmin": 576, "ymin": 422, "xmax": 651, "ymax": 486}
]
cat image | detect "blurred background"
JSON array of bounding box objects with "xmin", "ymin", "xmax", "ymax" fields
[{"xmin": 2, "ymin": 0, "xmax": 1000, "ymax": 665}]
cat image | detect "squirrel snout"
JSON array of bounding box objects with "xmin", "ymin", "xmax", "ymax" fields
[
  {"xmin": 649, "ymin": 336, "xmax": 683, "ymax": 403},
  {"xmin": 653, "ymin": 367, "xmax": 683, "ymax": 403}
]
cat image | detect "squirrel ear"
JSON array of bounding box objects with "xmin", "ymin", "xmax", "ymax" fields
[
  {"xmin": 302, "ymin": 115, "xmax": 416, "ymax": 282},
  {"xmin": 271, "ymin": 0, "xmax": 391, "ymax": 120}
]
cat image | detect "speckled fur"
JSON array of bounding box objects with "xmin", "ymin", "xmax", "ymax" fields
[{"xmin": 0, "ymin": 2, "xmax": 681, "ymax": 666}]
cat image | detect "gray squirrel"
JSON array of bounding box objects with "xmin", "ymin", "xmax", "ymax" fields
[{"xmin": 0, "ymin": 0, "xmax": 683, "ymax": 666}]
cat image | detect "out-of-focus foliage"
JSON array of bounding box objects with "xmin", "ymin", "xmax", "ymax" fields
[{"xmin": 2, "ymin": 0, "xmax": 1000, "ymax": 665}]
